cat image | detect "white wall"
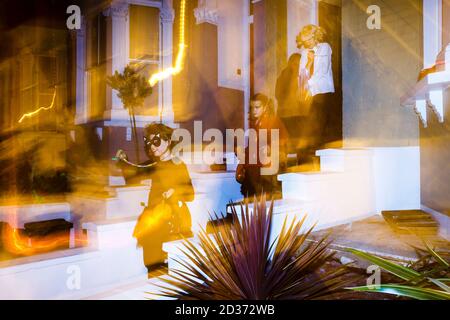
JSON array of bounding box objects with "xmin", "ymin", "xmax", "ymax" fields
[
  {"xmin": 217, "ymin": 0, "xmax": 320, "ymax": 87},
  {"xmin": 423, "ymin": 0, "xmax": 443, "ymax": 68},
  {"xmin": 342, "ymin": 0, "xmax": 421, "ymax": 147},
  {"xmin": 217, "ymin": 0, "xmax": 246, "ymax": 91},
  {"xmin": 371, "ymin": 147, "xmax": 421, "ymax": 213}
]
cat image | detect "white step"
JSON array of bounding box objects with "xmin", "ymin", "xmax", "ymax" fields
[
  {"xmin": 68, "ymin": 185, "xmax": 150, "ymax": 222},
  {"xmin": 163, "ymin": 147, "xmax": 422, "ymax": 278},
  {"xmin": 0, "ymin": 202, "xmax": 71, "ymax": 228},
  {"xmin": 0, "ymin": 217, "xmax": 147, "ymax": 300},
  {"xmin": 188, "ymin": 171, "xmax": 242, "ymax": 234},
  {"xmin": 279, "ymin": 149, "xmax": 377, "ymax": 221}
]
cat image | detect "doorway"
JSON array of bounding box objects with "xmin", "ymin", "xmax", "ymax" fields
[{"xmin": 319, "ymin": 1, "xmax": 343, "ymax": 148}]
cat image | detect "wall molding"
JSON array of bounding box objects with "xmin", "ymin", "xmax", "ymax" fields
[
  {"xmin": 414, "ymin": 100, "xmax": 428, "ymax": 127},
  {"xmin": 103, "ymin": 2, "xmax": 129, "ymax": 18},
  {"xmin": 160, "ymin": 8, "xmax": 175, "ymax": 23},
  {"xmin": 194, "ymin": 6, "xmax": 219, "ymax": 25},
  {"xmin": 429, "ymin": 90, "xmax": 445, "ymax": 123}
]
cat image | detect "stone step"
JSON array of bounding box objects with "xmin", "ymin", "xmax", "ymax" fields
[{"xmin": 382, "ymin": 210, "xmax": 440, "ymax": 235}]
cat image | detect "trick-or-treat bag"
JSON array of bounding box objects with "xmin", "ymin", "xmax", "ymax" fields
[{"xmin": 133, "ymin": 200, "xmax": 173, "ymax": 241}]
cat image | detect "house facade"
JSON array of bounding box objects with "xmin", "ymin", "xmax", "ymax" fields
[{"xmin": 0, "ymin": 0, "xmax": 448, "ymax": 299}]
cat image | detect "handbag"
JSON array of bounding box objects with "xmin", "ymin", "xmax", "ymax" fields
[
  {"xmin": 235, "ymin": 163, "xmax": 246, "ymax": 184},
  {"xmin": 133, "ymin": 200, "xmax": 172, "ymax": 240}
]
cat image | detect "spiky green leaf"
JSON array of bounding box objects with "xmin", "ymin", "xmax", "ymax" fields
[
  {"xmin": 349, "ymin": 284, "xmax": 450, "ymax": 300},
  {"xmin": 347, "ymin": 248, "xmax": 422, "ymax": 282}
]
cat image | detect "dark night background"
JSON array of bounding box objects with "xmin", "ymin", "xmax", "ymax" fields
[{"xmin": 0, "ymin": 0, "xmax": 83, "ymax": 59}]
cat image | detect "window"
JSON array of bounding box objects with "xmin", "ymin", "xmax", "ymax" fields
[
  {"xmin": 88, "ymin": 14, "xmax": 107, "ymax": 68},
  {"xmin": 87, "ymin": 13, "xmax": 107, "ymax": 120},
  {"xmin": 129, "ymin": 5, "xmax": 160, "ymax": 116},
  {"xmin": 130, "ymin": 5, "xmax": 160, "ymax": 61}
]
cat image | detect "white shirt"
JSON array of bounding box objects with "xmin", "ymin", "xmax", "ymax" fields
[{"xmin": 299, "ymin": 42, "xmax": 335, "ymax": 96}]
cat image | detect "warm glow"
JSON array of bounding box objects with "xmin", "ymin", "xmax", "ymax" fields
[
  {"xmin": 2, "ymin": 227, "xmax": 71, "ymax": 256},
  {"xmin": 133, "ymin": 202, "xmax": 173, "ymax": 239},
  {"xmin": 149, "ymin": 0, "xmax": 186, "ymax": 87},
  {"xmin": 18, "ymin": 88, "xmax": 57, "ymax": 124}
]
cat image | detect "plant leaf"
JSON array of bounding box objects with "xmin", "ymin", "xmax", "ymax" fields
[
  {"xmin": 428, "ymin": 278, "xmax": 450, "ymax": 293},
  {"xmin": 347, "ymin": 248, "xmax": 422, "ymax": 282},
  {"xmin": 423, "ymin": 241, "xmax": 449, "ymax": 268},
  {"xmin": 150, "ymin": 196, "xmax": 354, "ymax": 300},
  {"xmin": 349, "ymin": 284, "xmax": 450, "ymax": 300}
]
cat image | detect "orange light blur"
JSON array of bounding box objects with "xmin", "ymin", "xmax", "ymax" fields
[
  {"xmin": 2, "ymin": 226, "xmax": 87, "ymax": 256},
  {"xmin": 133, "ymin": 202, "xmax": 173, "ymax": 239},
  {"xmin": 2, "ymin": 227, "xmax": 68, "ymax": 256},
  {"xmin": 149, "ymin": 0, "xmax": 186, "ymax": 87}
]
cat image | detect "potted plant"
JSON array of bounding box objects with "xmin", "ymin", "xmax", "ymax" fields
[
  {"xmin": 107, "ymin": 64, "xmax": 152, "ymax": 162},
  {"xmin": 153, "ymin": 196, "xmax": 357, "ymax": 300}
]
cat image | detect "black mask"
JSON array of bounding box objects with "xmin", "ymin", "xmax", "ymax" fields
[{"xmin": 144, "ymin": 134, "xmax": 162, "ymax": 148}]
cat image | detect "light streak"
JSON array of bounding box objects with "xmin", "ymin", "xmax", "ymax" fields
[
  {"xmin": 149, "ymin": 0, "xmax": 187, "ymax": 87},
  {"xmin": 18, "ymin": 88, "xmax": 57, "ymax": 123},
  {"xmin": 2, "ymin": 227, "xmax": 74, "ymax": 256}
]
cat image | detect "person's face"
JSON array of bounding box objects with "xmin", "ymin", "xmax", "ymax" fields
[
  {"xmin": 300, "ymin": 34, "xmax": 316, "ymax": 49},
  {"xmin": 250, "ymin": 100, "xmax": 266, "ymax": 120},
  {"xmin": 144, "ymin": 134, "xmax": 170, "ymax": 158}
]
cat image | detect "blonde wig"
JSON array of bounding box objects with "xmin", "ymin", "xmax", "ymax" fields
[{"xmin": 297, "ymin": 24, "xmax": 327, "ymax": 46}]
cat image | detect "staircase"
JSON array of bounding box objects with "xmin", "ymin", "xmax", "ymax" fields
[
  {"xmin": 242, "ymin": 148, "xmax": 379, "ymax": 244},
  {"xmin": 68, "ymin": 184, "xmax": 150, "ymax": 222},
  {"xmin": 164, "ymin": 147, "xmax": 423, "ymax": 276},
  {"xmin": 382, "ymin": 210, "xmax": 440, "ymax": 235}
]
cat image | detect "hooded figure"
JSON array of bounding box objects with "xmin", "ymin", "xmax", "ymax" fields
[{"xmin": 276, "ymin": 52, "xmax": 316, "ymax": 119}]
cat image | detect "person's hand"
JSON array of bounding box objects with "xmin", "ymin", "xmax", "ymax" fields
[
  {"xmin": 236, "ymin": 164, "xmax": 246, "ymax": 184},
  {"xmin": 115, "ymin": 149, "xmax": 128, "ymax": 162},
  {"xmin": 163, "ymin": 188, "xmax": 175, "ymax": 200}
]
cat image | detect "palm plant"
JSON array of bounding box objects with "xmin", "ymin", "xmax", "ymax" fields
[
  {"xmin": 153, "ymin": 196, "xmax": 357, "ymax": 300},
  {"xmin": 347, "ymin": 244, "xmax": 450, "ymax": 300},
  {"xmin": 107, "ymin": 64, "xmax": 152, "ymax": 162}
]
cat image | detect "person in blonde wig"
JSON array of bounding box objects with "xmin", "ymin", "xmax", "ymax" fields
[
  {"xmin": 296, "ymin": 24, "xmax": 335, "ymax": 167},
  {"xmin": 298, "ymin": 24, "xmax": 326, "ymax": 45}
]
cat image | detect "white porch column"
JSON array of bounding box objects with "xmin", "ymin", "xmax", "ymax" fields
[
  {"xmin": 75, "ymin": 16, "xmax": 88, "ymax": 125},
  {"xmin": 103, "ymin": 2, "xmax": 130, "ymax": 120},
  {"xmin": 423, "ymin": 0, "xmax": 443, "ymax": 68},
  {"xmin": 160, "ymin": 0, "xmax": 175, "ymax": 124}
]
